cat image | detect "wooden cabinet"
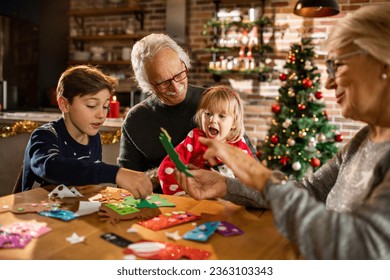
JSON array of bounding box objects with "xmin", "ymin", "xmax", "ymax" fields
[{"xmin": 8, "ymin": 18, "xmax": 39, "ymax": 109}]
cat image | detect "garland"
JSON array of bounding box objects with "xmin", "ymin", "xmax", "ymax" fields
[
  {"xmin": 0, "ymin": 120, "xmax": 121, "ymax": 145},
  {"xmin": 100, "ymin": 129, "xmax": 121, "ymax": 145},
  {"xmin": 0, "ymin": 121, "xmax": 39, "ymax": 138}
]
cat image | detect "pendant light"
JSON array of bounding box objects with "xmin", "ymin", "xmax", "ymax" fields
[{"xmin": 293, "ymin": 0, "xmax": 340, "ymax": 17}]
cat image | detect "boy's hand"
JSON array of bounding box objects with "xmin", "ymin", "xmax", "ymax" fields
[{"xmin": 116, "ymin": 168, "xmax": 153, "ymax": 199}]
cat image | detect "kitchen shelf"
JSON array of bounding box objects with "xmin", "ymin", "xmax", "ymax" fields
[
  {"xmin": 68, "ymin": 4, "xmax": 146, "ymax": 103},
  {"xmin": 69, "ymin": 6, "xmax": 144, "ymax": 30},
  {"xmin": 69, "ymin": 33, "xmax": 146, "ymax": 41},
  {"xmin": 68, "ymin": 6, "xmax": 143, "ymax": 17},
  {"xmin": 68, "ymin": 60, "xmax": 131, "ymax": 65}
]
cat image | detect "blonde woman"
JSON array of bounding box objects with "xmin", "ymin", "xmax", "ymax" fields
[{"xmin": 175, "ymin": 4, "xmax": 390, "ymax": 259}]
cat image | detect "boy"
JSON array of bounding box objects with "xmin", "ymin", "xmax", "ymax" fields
[{"xmin": 22, "ymin": 65, "xmax": 152, "ymax": 198}]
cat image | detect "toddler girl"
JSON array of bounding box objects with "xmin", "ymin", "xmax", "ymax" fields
[{"xmin": 158, "ymin": 85, "xmax": 253, "ymax": 195}]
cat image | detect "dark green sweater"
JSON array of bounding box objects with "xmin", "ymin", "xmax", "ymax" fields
[{"xmin": 118, "ymin": 85, "xmax": 205, "ymax": 172}]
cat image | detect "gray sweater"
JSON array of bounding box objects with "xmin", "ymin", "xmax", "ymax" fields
[{"xmin": 224, "ymin": 126, "xmax": 390, "ymax": 259}]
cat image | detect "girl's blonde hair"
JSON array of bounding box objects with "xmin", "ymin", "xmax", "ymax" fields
[
  {"xmin": 194, "ymin": 85, "xmax": 244, "ymax": 143},
  {"xmin": 325, "ymin": 4, "xmax": 390, "ymax": 65}
]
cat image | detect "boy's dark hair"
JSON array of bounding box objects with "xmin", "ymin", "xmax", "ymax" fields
[{"xmin": 56, "ymin": 65, "xmax": 118, "ymax": 103}]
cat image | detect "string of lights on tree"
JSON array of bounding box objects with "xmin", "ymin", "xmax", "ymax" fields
[{"xmin": 259, "ymin": 38, "xmax": 343, "ymax": 179}]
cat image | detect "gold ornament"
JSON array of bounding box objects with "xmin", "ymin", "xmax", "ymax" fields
[
  {"xmin": 100, "ymin": 129, "xmax": 121, "ymax": 145},
  {"xmin": 287, "ymin": 138, "xmax": 296, "ymax": 146},
  {"xmin": 0, "ymin": 120, "xmax": 39, "ymax": 138},
  {"xmin": 298, "ymin": 130, "xmax": 307, "ymax": 138},
  {"xmin": 289, "ymin": 73, "xmax": 297, "ymax": 80},
  {"xmin": 0, "ymin": 120, "xmax": 121, "ymax": 145}
]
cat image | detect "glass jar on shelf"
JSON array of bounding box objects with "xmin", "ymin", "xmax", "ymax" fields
[{"xmin": 124, "ymin": 18, "xmax": 135, "ymax": 35}]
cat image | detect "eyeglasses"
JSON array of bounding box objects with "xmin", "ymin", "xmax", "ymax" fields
[
  {"xmin": 150, "ymin": 63, "xmax": 188, "ymax": 91},
  {"xmin": 326, "ymin": 50, "xmax": 363, "ymax": 79}
]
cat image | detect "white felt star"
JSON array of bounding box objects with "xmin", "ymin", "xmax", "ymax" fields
[
  {"xmin": 165, "ymin": 230, "xmax": 182, "ymax": 240},
  {"xmin": 66, "ymin": 232, "xmax": 85, "ymax": 244},
  {"xmin": 127, "ymin": 227, "xmax": 138, "ymax": 233}
]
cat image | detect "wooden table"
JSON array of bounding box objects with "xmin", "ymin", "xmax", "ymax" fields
[{"xmin": 0, "ymin": 185, "xmax": 301, "ymax": 260}]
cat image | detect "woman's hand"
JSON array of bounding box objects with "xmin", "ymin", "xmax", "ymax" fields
[
  {"xmin": 199, "ymin": 137, "xmax": 271, "ymax": 191},
  {"xmin": 174, "ymin": 168, "xmax": 228, "ymax": 200},
  {"xmin": 116, "ymin": 168, "xmax": 153, "ymax": 199}
]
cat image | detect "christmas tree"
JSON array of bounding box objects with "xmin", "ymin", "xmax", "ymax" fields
[{"xmin": 260, "ymin": 38, "xmax": 343, "ymax": 179}]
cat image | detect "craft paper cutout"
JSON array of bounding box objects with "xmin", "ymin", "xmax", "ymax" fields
[
  {"xmin": 123, "ymin": 194, "xmax": 176, "ymax": 208},
  {"xmin": 134, "ymin": 199, "xmax": 159, "ymax": 209},
  {"xmin": 39, "ymin": 209, "xmax": 78, "ymax": 221},
  {"xmin": 128, "ymin": 242, "xmax": 166, "ymax": 257},
  {"xmin": 165, "ymin": 230, "xmax": 182, "ymax": 241},
  {"xmin": 66, "ymin": 232, "xmax": 85, "ymax": 244},
  {"xmin": 124, "ymin": 241, "xmax": 211, "ymax": 260},
  {"xmin": 104, "ymin": 203, "xmax": 139, "ymax": 216},
  {"xmin": 0, "ymin": 232, "xmax": 33, "ymax": 249},
  {"xmin": 183, "ymin": 221, "xmax": 220, "ymax": 242},
  {"xmin": 0, "ymin": 220, "xmax": 52, "ymax": 249},
  {"xmin": 74, "ymin": 201, "xmax": 101, "ymax": 216},
  {"xmin": 123, "ymin": 254, "xmax": 137, "ymax": 260},
  {"xmin": 127, "ymin": 227, "xmax": 138, "ymax": 233},
  {"xmin": 138, "ymin": 211, "xmax": 200, "ymax": 231},
  {"xmin": 101, "ymin": 232, "xmax": 133, "ymax": 248},
  {"xmin": 0, "ymin": 221, "xmax": 51, "ymax": 238},
  {"xmin": 92, "ymin": 189, "xmax": 131, "ymax": 203},
  {"xmin": 48, "ymin": 184, "xmax": 84, "ymax": 199},
  {"xmin": 216, "ymin": 221, "xmax": 244, "ymax": 237},
  {"xmin": 159, "ymin": 128, "xmax": 193, "ymax": 177},
  {"xmin": 98, "ymin": 204, "xmax": 161, "ymax": 224},
  {"xmin": 143, "ymin": 194, "xmax": 176, "ymax": 207},
  {"xmin": 0, "ymin": 202, "xmax": 57, "ymax": 214}
]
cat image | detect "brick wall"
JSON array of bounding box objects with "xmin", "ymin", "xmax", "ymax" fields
[{"xmin": 69, "ymin": 0, "xmax": 387, "ymax": 148}]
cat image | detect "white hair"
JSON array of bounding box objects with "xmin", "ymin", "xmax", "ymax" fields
[{"xmin": 131, "ymin": 33, "xmax": 191, "ymax": 93}]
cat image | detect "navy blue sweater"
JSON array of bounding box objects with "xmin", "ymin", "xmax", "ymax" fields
[{"xmin": 22, "ymin": 118, "xmax": 119, "ymax": 191}]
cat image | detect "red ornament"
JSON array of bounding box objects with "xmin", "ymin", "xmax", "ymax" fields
[
  {"xmin": 279, "ymin": 156, "xmax": 290, "ymax": 166},
  {"xmin": 271, "ymin": 103, "xmax": 281, "ymax": 113},
  {"xmin": 279, "ymin": 73, "xmax": 287, "ymax": 81},
  {"xmin": 335, "ymin": 134, "xmax": 343, "ymax": 142},
  {"xmin": 302, "ymin": 78, "xmax": 312, "ymax": 88},
  {"xmin": 270, "ymin": 135, "xmax": 279, "ymax": 144},
  {"xmin": 323, "ymin": 110, "xmax": 329, "ymax": 120},
  {"xmin": 310, "ymin": 158, "xmax": 321, "ymax": 168},
  {"xmin": 314, "ymin": 91, "xmax": 323, "ymax": 99},
  {"xmin": 298, "ymin": 103, "xmax": 306, "ymax": 110}
]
